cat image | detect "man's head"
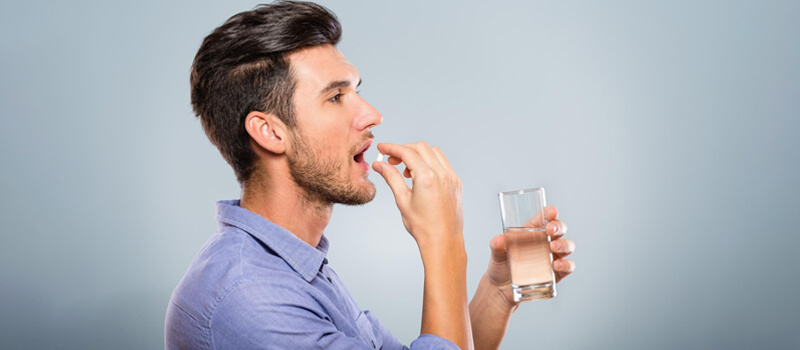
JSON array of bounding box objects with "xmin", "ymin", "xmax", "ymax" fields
[{"xmin": 191, "ymin": 1, "xmax": 382, "ymax": 206}]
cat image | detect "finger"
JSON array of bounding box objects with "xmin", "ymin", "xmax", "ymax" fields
[
  {"xmin": 382, "ymin": 155, "xmax": 410, "ymax": 178},
  {"xmin": 489, "ymin": 234, "xmax": 507, "ymax": 264},
  {"xmin": 546, "ymin": 206, "xmax": 558, "ymax": 222},
  {"xmin": 523, "ymin": 205, "xmax": 559, "ymax": 229},
  {"xmin": 372, "ymin": 161, "xmax": 410, "ymax": 204},
  {"xmin": 547, "ymin": 219, "xmax": 568, "ymax": 239},
  {"xmin": 403, "ymin": 141, "xmax": 448, "ymax": 178},
  {"xmin": 381, "ymin": 155, "xmax": 411, "ymax": 178},
  {"xmin": 431, "ymin": 146, "xmax": 457, "ymax": 179},
  {"xmin": 549, "ymin": 238, "xmax": 574, "ymax": 257},
  {"xmin": 376, "ymin": 143, "xmax": 432, "ymax": 180},
  {"xmin": 553, "ymin": 259, "xmax": 575, "ymax": 282}
]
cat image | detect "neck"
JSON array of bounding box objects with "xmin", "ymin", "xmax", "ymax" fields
[{"xmin": 240, "ymin": 171, "xmax": 332, "ymax": 248}]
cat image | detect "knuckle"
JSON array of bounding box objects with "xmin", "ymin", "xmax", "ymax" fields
[
  {"xmin": 443, "ymin": 177, "xmax": 454, "ymax": 186},
  {"xmin": 417, "ymin": 177, "xmax": 434, "ymax": 188},
  {"xmin": 415, "ymin": 170, "xmax": 435, "ymax": 185},
  {"xmin": 563, "ymin": 239, "xmax": 575, "ymax": 252},
  {"xmin": 418, "ymin": 167, "xmax": 435, "ymax": 177},
  {"xmin": 437, "ymin": 173, "xmax": 449, "ymax": 185}
]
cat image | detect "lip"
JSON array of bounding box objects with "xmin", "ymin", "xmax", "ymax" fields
[
  {"xmin": 353, "ymin": 139, "xmax": 373, "ymax": 174},
  {"xmin": 355, "ymin": 139, "xmax": 373, "ymax": 156}
]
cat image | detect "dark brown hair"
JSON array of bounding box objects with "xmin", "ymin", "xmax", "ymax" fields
[{"xmin": 190, "ymin": 1, "xmax": 341, "ymax": 184}]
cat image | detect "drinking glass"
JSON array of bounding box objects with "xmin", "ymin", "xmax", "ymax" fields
[{"xmin": 498, "ymin": 187, "xmax": 556, "ymax": 302}]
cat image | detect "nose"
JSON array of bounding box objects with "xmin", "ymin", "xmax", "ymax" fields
[{"xmin": 354, "ymin": 94, "xmax": 383, "ymax": 131}]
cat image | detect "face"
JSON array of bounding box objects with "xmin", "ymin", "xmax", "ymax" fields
[{"xmin": 285, "ymin": 44, "xmax": 383, "ymax": 206}]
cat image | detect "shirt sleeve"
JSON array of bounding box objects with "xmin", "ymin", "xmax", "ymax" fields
[
  {"xmin": 210, "ymin": 279, "xmax": 460, "ymax": 350},
  {"xmin": 364, "ymin": 310, "xmax": 460, "ymax": 350},
  {"xmin": 410, "ymin": 334, "xmax": 461, "ymax": 350},
  {"xmin": 211, "ymin": 279, "xmax": 374, "ymax": 349}
]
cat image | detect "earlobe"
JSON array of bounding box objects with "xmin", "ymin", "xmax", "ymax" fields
[{"xmin": 245, "ymin": 111, "xmax": 287, "ymax": 154}]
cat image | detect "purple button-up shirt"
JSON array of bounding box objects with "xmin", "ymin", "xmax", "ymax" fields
[{"xmin": 165, "ymin": 200, "xmax": 459, "ymax": 350}]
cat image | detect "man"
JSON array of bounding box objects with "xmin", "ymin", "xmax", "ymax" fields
[{"xmin": 165, "ymin": 2, "xmax": 575, "ymax": 349}]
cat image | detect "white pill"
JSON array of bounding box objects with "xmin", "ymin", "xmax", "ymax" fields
[{"xmin": 376, "ymin": 153, "xmax": 385, "ymax": 162}]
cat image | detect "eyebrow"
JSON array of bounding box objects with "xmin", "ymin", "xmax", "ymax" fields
[{"xmin": 319, "ymin": 78, "xmax": 362, "ymax": 97}]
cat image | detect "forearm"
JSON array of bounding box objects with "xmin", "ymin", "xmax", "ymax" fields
[
  {"xmin": 419, "ymin": 239, "xmax": 473, "ymax": 350},
  {"xmin": 469, "ymin": 273, "xmax": 517, "ymax": 350}
]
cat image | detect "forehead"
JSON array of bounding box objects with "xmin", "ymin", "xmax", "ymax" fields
[{"xmin": 287, "ymin": 44, "xmax": 358, "ymax": 93}]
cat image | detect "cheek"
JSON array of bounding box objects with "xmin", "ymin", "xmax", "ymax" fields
[
  {"xmin": 310, "ymin": 134, "xmax": 349, "ymax": 161},
  {"xmin": 297, "ymin": 115, "xmax": 353, "ymax": 157}
]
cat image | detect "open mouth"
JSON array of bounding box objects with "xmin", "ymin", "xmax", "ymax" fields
[
  {"xmin": 354, "ymin": 152, "xmax": 365, "ymax": 163},
  {"xmin": 353, "ymin": 140, "xmax": 373, "ymax": 171}
]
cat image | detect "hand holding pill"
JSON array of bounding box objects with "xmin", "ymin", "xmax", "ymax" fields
[{"xmin": 371, "ymin": 142, "xmax": 464, "ymax": 250}]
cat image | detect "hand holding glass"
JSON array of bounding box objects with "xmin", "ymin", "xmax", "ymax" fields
[{"xmin": 498, "ymin": 188, "xmax": 556, "ymax": 302}]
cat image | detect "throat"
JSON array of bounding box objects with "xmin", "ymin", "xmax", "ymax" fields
[{"xmin": 240, "ymin": 176, "xmax": 332, "ymax": 248}]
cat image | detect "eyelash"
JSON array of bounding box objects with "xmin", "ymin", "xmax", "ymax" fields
[
  {"xmin": 328, "ymin": 93, "xmax": 343, "ymax": 103},
  {"xmin": 328, "ymin": 90, "xmax": 360, "ymax": 104}
]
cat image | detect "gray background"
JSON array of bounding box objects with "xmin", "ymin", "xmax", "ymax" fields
[{"xmin": 1, "ymin": 0, "xmax": 798, "ymax": 349}]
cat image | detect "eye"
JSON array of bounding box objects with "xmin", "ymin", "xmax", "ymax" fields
[{"xmin": 328, "ymin": 93, "xmax": 343, "ymax": 103}]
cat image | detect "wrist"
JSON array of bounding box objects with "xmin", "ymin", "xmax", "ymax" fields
[
  {"xmin": 420, "ymin": 244, "xmax": 467, "ymax": 271},
  {"xmin": 416, "ymin": 230, "xmax": 466, "ymax": 260},
  {"xmin": 478, "ymin": 273, "xmax": 519, "ymax": 314}
]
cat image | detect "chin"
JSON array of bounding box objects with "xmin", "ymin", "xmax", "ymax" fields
[{"xmin": 337, "ymin": 182, "xmax": 376, "ymax": 206}]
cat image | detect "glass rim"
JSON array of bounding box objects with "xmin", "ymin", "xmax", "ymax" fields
[{"xmin": 497, "ymin": 187, "xmax": 545, "ymax": 197}]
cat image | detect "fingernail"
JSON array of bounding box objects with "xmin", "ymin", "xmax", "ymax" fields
[
  {"xmin": 551, "ymin": 241, "xmax": 560, "ymax": 251},
  {"xmin": 373, "ymin": 163, "xmax": 383, "ymax": 173},
  {"xmin": 554, "ymin": 261, "xmax": 563, "ymax": 269},
  {"xmin": 552, "ymin": 225, "xmax": 558, "ymax": 234}
]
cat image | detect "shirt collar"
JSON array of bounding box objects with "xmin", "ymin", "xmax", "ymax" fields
[{"xmin": 215, "ymin": 199, "xmax": 328, "ymax": 282}]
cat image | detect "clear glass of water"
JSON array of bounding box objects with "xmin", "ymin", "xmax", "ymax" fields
[{"xmin": 498, "ymin": 187, "xmax": 556, "ymax": 302}]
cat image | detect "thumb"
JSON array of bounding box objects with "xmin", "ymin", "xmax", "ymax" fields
[
  {"xmin": 372, "ymin": 161, "xmax": 410, "ymax": 205},
  {"xmin": 490, "ymin": 234, "xmax": 507, "ymax": 264}
]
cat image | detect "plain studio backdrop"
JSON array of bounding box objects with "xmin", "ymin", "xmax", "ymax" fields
[{"xmin": 1, "ymin": 0, "xmax": 798, "ymax": 349}]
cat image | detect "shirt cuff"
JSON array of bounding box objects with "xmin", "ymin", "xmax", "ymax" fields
[{"xmin": 409, "ymin": 334, "xmax": 460, "ymax": 350}]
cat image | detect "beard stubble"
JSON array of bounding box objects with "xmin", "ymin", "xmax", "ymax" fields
[{"xmin": 286, "ymin": 129, "xmax": 376, "ymax": 207}]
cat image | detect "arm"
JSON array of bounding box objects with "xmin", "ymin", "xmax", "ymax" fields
[
  {"xmin": 419, "ymin": 239, "xmax": 470, "ymax": 349},
  {"xmin": 211, "ymin": 279, "xmax": 379, "ymax": 350},
  {"xmin": 468, "ymin": 271, "xmax": 517, "ymax": 350},
  {"xmin": 469, "ymin": 206, "xmax": 576, "ymax": 350},
  {"xmin": 373, "ymin": 142, "xmax": 473, "ymax": 350},
  {"xmin": 211, "ymin": 277, "xmax": 461, "ymax": 350}
]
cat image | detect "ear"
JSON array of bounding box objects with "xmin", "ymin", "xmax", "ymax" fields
[{"xmin": 244, "ymin": 111, "xmax": 288, "ymax": 154}]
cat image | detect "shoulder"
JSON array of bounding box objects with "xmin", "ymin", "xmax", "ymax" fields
[
  {"xmin": 169, "ymin": 227, "xmax": 301, "ymax": 324},
  {"xmin": 213, "ymin": 276, "xmax": 324, "ymax": 319}
]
